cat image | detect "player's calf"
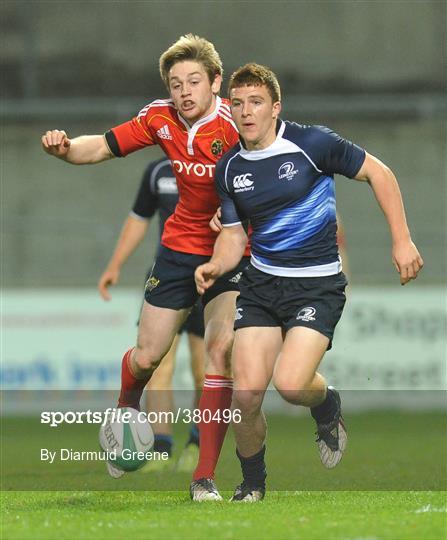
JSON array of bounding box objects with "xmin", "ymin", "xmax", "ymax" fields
[{"xmin": 118, "ymin": 348, "xmax": 150, "ymax": 410}]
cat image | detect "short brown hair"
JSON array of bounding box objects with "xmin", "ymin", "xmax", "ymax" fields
[
  {"xmin": 159, "ymin": 34, "xmax": 223, "ymax": 88},
  {"xmin": 228, "ymin": 63, "xmax": 281, "ymax": 102}
]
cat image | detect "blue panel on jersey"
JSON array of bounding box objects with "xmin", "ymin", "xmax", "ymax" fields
[{"xmin": 254, "ymin": 176, "xmax": 335, "ymax": 252}]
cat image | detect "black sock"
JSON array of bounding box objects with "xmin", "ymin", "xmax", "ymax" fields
[
  {"xmin": 186, "ymin": 424, "xmax": 199, "ymax": 447},
  {"xmin": 311, "ymin": 387, "xmax": 337, "ymax": 424},
  {"xmin": 153, "ymin": 435, "xmax": 173, "ymax": 457},
  {"xmin": 236, "ymin": 445, "xmax": 266, "ymax": 489}
]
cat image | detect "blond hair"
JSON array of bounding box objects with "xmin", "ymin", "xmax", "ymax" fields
[
  {"xmin": 228, "ymin": 63, "xmax": 281, "ymax": 102},
  {"xmin": 159, "ymin": 34, "xmax": 223, "ymax": 88}
]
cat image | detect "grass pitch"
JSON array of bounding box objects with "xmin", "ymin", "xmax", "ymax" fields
[
  {"xmin": 1, "ymin": 411, "xmax": 446, "ymax": 539},
  {"xmin": 2, "ymin": 490, "xmax": 446, "ymax": 540}
]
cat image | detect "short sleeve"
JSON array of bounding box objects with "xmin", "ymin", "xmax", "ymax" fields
[
  {"xmin": 306, "ymin": 126, "xmax": 366, "ymax": 178},
  {"xmin": 131, "ymin": 162, "xmax": 159, "ymax": 219},
  {"xmin": 106, "ymin": 104, "xmax": 157, "ymax": 157}
]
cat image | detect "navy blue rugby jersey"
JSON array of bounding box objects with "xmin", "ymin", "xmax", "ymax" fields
[
  {"xmin": 215, "ymin": 121, "xmax": 366, "ymax": 277},
  {"xmin": 131, "ymin": 157, "xmax": 178, "ymax": 240}
]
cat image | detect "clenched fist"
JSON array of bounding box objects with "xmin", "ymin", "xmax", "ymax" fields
[{"xmin": 41, "ymin": 129, "xmax": 71, "ymax": 158}]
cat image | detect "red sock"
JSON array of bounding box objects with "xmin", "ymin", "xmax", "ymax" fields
[
  {"xmin": 193, "ymin": 374, "xmax": 233, "ymax": 480},
  {"xmin": 117, "ymin": 348, "xmax": 150, "ymax": 410}
]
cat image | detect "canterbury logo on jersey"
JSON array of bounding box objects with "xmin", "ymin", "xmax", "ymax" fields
[
  {"xmin": 172, "ymin": 160, "xmax": 215, "ymax": 177},
  {"xmin": 156, "ymin": 124, "xmax": 173, "ymax": 140},
  {"xmin": 233, "ymin": 173, "xmax": 254, "ymax": 192}
]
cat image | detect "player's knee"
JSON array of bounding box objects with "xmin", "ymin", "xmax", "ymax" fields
[
  {"xmin": 205, "ymin": 334, "xmax": 233, "ymax": 374},
  {"xmin": 133, "ymin": 344, "xmax": 163, "ymax": 372},
  {"xmin": 233, "ymin": 389, "xmax": 263, "ymax": 415},
  {"xmin": 273, "ymin": 372, "xmax": 311, "ymax": 403}
]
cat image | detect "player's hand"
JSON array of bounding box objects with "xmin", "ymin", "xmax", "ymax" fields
[
  {"xmin": 195, "ymin": 262, "xmax": 222, "ymax": 295},
  {"xmin": 392, "ymin": 239, "xmax": 424, "ymax": 285},
  {"xmin": 98, "ymin": 268, "xmax": 120, "ymax": 301},
  {"xmin": 41, "ymin": 129, "xmax": 71, "ymax": 158},
  {"xmin": 209, "ymin": 207, "xmax": 223, "ymax": 232}
]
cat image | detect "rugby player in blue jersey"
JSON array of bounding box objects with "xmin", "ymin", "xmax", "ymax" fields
[{"xmin": 195, "ymin": 63, "xmax": 423, "ymax": 501}]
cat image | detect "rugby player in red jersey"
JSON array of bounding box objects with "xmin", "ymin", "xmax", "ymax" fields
[{"xmin": 41, "ymin": 34, "xmax": 248, "ymax": 501}]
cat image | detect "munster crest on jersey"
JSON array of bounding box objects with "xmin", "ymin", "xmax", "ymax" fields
[{"xmin": 211, "ymin": 139, "xmax": 224, "ymax": 156}]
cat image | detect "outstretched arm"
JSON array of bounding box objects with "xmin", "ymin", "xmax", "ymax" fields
[
  {"xmin": 98, "ymin": 215, "xmax": 150, "ymax": 300},
  {"xmin": 41, "ymin": 129, "xmax": 113, "ymax": 164},
  {"xmin": 355, "ymin": 152, "xmax": 423, "ymax": 285},
  {"xmin": 195, "ymin": 224, "xmax": 248, "ymax": 295}
]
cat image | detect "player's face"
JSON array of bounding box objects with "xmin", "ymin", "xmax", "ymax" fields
[
  {"xmin": 230, "ymin": 85, "xmax": 281, "ymax": 151},
  {"xmin": 168, "ymin": 61, "xmax": 222, "ymax": 126}
]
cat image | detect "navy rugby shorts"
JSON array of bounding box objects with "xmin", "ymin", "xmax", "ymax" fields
[
  {"xmin": 144, "ymin": 245, "xmax": 249, "ymax": 311},
  {"xmin": 234, "ymin": 264, "xmax": 347, "ymax": 349},
  {"xmin": 141, "ymin": 267, "xmax": 205, "ymax": 337}
]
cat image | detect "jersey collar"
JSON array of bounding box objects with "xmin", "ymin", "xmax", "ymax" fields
[
  {"xmin": 238, "ymin": 120, "xmax": 287, "ymax": 160},
  {"xmin": 176, "ymin": 95, "xmax": 222, "ymax": 133},
  {"xmin": 177, "ymin": 96, "xmax": 222, "ymax": 156}
]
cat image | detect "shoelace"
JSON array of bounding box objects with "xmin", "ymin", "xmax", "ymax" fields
[{"xmin": 315, "ymin": 420, "xmax": 338, "ymax": 442}]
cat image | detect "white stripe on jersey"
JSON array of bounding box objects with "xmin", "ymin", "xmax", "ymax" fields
[
  {"xmin": 218, "ymin": 105, "xmax": 232, "ymax": 119},
  {"xmin": 150, "ymin": 103, "xmax": 175, "ymax": 108},
  {"xmin": 138, "ymin": 99, "xmax": 175, "ymax": 117},
  {"xmin": 251, "ymin": 254, "xmax": 342, "ymax": 278},
  {"xmin": 219, "ymin": 103, "xmax": 232, "ymax": 115},
  {"xmin": 137, "ymin": 106, "xmax": 150, "ymax": 118},
  {"xmin": 146, "ymin": 102, "xmax": 176, "ymax": 109},
  {"xmin": 218, "ymin": 110, "xmax": 233, "ymax": 123},
  {"xmin": 218, "ymin": 112, "xmax": 238, "ymax": 132},
  {"xmin": 237, "ymin": 121, "xmax": 322, "ymax": 173},
  {"xmin": 219, "ymin": 103, "xmax": 238, "ymax": 130},
  {"xmin": 152, "ymin": 98, "xmax": 175, "ymax": 104}
]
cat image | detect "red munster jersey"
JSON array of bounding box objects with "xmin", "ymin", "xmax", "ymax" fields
[{"xmin": 106, "ymin": 96, "xmax": 242, "ymax": 256}]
